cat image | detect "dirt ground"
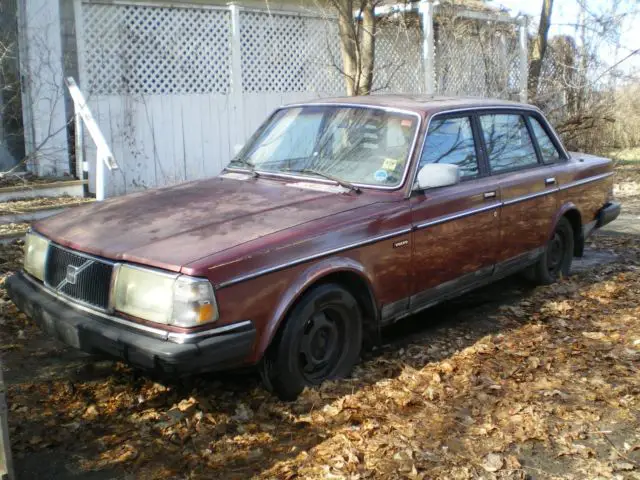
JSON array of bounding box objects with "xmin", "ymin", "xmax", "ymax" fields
[{"xmin": 0, "ymin": 165, "xmax": 639, "ymax": 480}]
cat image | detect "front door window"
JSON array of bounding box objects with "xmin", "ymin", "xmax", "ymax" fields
[{"xmin": 420, "ymin": 116, "xmax": 479, "ymax": 179}]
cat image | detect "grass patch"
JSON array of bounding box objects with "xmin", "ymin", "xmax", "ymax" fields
[{"xmin": 610, "ymin": 147, "xmax": 640, "ymax": 165}]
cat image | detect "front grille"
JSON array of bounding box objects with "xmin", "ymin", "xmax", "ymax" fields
[{"xmin": 44, "ymin": 244, "xmax": 113, "ymax": 310}]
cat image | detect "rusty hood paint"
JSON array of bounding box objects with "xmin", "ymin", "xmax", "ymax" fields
[{"xmin": 33, "ymin": 176, "xmax": 377, "ymax": 272}]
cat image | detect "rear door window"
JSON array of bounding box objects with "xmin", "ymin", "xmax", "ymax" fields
[
  {"xmin": 420, "ymin": 116, "xmax": 479, "ymax": 179},
  {"xmin": 530, "ymin": 117, "xmax": 562, "ymax": 164},
  {"xmin": 480, "ymin": 114, "xmax": 539, "ymax": 173}
]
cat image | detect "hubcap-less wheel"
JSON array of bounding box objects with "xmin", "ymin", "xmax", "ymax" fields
[
  {"xmin": 265, "ymin": 283, "xmax": 363, "ymax": 401},
  {"xmin": 527, "ymin": 217, "xmax": 574, "ymax": 286},
  {"xmin": 547, "ymin": 231, "xmax": 566, "ymax": 276},
  {"xmin": 299, "ymin": 308, "xmax": 346, "ymax": 383}
]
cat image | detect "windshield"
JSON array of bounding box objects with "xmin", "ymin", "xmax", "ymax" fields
[{"xmin": 229, "ymin": 105, "xmax": 419, "ymax": 188}]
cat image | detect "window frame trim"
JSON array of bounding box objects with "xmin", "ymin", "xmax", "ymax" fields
[{"xmin": 405, "ymin": 105, "xmax": 569, "ymax": 197}]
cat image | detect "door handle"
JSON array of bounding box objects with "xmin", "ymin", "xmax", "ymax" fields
[
  {"xmin": 545, "ymin": 177, "xmax": 557, "ymax": 186},
  {"xmin": 483, "ymin": 191, "xmax": 497, "ymax": 199}
]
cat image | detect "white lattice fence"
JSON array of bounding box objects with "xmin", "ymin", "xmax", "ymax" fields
[
  {"xmin": 239, "ymin": 11, "xmax": 343, "ymax": 94},
  {"xmin": 82, "ymin": 3, "xmax": 231, "ymax": 95},
  {"xmin": 74, "ymin": 1, "xmax": 525, "ymax": 196},
  {"xmin": 374, "ymin": 22, "xmax": 425, "ymax": 94}
]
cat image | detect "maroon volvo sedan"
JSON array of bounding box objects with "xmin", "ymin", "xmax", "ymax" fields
[{"xmin": 7, "ymin": 96, "xmax": 620, "ymax": 399}]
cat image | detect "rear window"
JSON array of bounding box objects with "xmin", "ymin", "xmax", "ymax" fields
[
  {"xmin": 480, "ymin": 114, "xmax": 539, "ymax": 173},
  {"xmin": 530, "ymin": 117, "xmax": 562, "ymax": 164}
]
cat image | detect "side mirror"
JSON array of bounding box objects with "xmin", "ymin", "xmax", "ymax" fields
[{"xmin": 415, "ymin": 163, "xmax": 460, "ymax": 191}]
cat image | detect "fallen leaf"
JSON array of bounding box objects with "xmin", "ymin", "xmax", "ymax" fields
[
  {"xmin": 583, "ymin": 331, "xmax": 605, "ymax": 340},
  {"xmin": 481, "ymin": 453, "xmax": 504, "ymax": 472},
  {"xmin": 613, "ymin": 462, "xmax": 635, "ymax": 471}
]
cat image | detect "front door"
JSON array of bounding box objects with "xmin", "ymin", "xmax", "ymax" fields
[
  {"xmin": 476, "ymin": 112, "xmax": 559, "ymax": 274},
  {"xmin": 410, "ymin": 114, "xmax": 501, "ymax": 310}
]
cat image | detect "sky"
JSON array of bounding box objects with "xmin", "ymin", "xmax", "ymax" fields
[{"xmin": 488, "ymin": 0, "xmax": 640, "ymax": 77}]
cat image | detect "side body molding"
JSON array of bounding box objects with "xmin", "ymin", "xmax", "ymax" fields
[{"xmin": 254, "ymin": 256, "xmax": 378, "ymax": 359}]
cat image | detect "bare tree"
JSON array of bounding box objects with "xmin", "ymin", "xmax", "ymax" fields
[
  {"xmin": 534, "ymin": 0, "xmax": 640, "ymax": 154},
  {"xmin": 528, "ymin": 0, "xmax": 554, "ymax": 97},
  {"xmin": 0, "ymin": 32, "xmax": 74, "ymax": 182},
  {"xmin": 329, "ymin": 0, "xmax": 377, "ymax": 96}
]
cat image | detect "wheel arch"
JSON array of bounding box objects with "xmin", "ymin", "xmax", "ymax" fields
[
  {"xmin": 255, "ymin": 257, "xmax": 379, "ymax": 360},
  {"xmin": 551, "ymin": 202, "xmax": 584, "ymax": 257}
]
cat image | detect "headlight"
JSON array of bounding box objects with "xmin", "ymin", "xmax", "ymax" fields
[
  {"xmin": 24, "ymin": 232, "xmax": 50, "ymax": 281},
  {"xmin": 112, "ymin": 265, "xmax": 218, "ymax": 327}
]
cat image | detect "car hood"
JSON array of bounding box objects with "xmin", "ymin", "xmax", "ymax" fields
[{"xmin": 34, "ymin": 176, "xmax": 376, "ymax": 272}]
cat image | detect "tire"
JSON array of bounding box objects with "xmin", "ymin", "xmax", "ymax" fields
[
  {"xmin": 529, "ymin": 217, "xmax": 575, "ymax": 285},
  {"xmin": 262, "ymin": 283, "xmax": 363, "ymax": 401}
]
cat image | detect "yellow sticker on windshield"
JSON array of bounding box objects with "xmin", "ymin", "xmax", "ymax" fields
[{"xmin": 382, "ymin": 158, "xmax": 398, "ymax": 171}]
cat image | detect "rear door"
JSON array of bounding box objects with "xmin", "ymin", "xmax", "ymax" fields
[
  {"xmin": 409, "ymin": 113, "xmax": 501, "ymax": 310},
  {"xmin": 477, "ymin": 111, "xmax": 559, "ymax": 275}
]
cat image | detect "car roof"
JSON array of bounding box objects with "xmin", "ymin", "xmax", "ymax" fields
[{"xmin": 292, "ymin": 95, "xmax": 539, "ymax": 116}]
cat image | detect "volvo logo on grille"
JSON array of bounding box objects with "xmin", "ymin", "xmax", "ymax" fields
[
  {"xmin": 66, "ymin": 265, "xmax": 79, "ymax": 284},
  {"xmin": 56, "ymin": 260, "xmax": 94, "ymax": 290}
]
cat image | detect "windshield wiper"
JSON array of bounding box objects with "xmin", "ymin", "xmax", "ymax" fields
[
  {"xmin": 285, "ymin": 168, "xmax": 360, "ymax": 193},
  {"xmin": 228, "ymin": 158, "xmax": 259, "ymax": 177}
]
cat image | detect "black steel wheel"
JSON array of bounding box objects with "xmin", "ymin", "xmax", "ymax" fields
[
  {"xmin": 263, "ymin": 283, "xmax": 363, "ymax": 401},
  {"xmin": 529, "ymin": 217, "xmax": 575, "ymax": 285}
]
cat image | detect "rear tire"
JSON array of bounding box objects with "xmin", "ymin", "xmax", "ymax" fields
[
  {"xmin": 529, "ymin": 217, "xmax": 574, "ymax": 285},
  {"xmin": 263, "ymin": 283, "xmax": 363, "ymax": 401}
]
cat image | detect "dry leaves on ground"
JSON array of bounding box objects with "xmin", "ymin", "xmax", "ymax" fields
[
  {"xmin": 0, "ymin": 196, "xmax": 93, "ymax": 215},
  {"xmin": 0, "ymin": 233, "xmax": 639, "ymax": 479}
]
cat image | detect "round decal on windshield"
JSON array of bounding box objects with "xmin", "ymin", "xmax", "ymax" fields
[{"xmin": 374, "ymin": 169, "xmax": 388, "ymax": 183}]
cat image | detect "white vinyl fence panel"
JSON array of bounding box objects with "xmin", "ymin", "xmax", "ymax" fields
[
  {"xmin": 78, "ymin": 2, "xmax": 238, "ymax": 195},
  {"xmin": 75, "ymin": 1, "xmax": 430, "ymax": 196},
  {"xmin": 74, "ymin": 1, "xmax": 522, "ymax": 197}
]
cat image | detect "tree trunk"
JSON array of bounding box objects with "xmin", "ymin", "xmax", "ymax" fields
[
  {"xmin": 357, "ymin": 0, "xmax": 375, "ymax": 95},
  {"xmin": 333, "ymin": 0, "xmax": 376, "ymax": 96},
  {"xmin": 528, "ymin": 0, "xmax": 554, "ymax": 98}
]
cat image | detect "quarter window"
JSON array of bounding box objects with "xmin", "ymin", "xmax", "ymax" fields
[
  {"xmin": 480, "ymin": 114, "xmax": 538, "ymax": 173},
  {"xmin": 530, "ymin": 117, "xmax": 562, "ymax": 164},
  {"xmin": 420, "ymin": 117, "xmax": 479, "ymax": 179}
]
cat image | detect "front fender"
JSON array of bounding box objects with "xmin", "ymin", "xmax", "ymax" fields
[{"xmin": 255, "ymin": 256, "xmax": 377, "ymax": 359}]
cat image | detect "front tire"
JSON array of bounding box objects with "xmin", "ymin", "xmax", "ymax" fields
[
  {"xmin": 263, "ymin": 283, "xmax": 363, "ymax": 401},
  {"xmin": 529, "ymin": 217, "xmax": 575, "ymax": 285}
]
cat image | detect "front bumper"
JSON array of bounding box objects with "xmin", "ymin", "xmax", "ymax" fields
[
  {"xmin": 6, "ymin": 272, "xmax": 257, "ymax": 375},
  {"xmin": 596, "ymin": 201, "xmax": 622, "ymax": 228}
]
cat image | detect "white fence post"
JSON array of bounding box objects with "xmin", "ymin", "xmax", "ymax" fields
[
  {"xmin": 229, "ymin": 4, "xmax": 245, "ymax": 155},
  {"xmin": 519, "ymin": 16, "xmax": 529, "ymax": 103},
  {"xmin": 419, "ymin": 0, "xmax": 436, "ymax": 95}
]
